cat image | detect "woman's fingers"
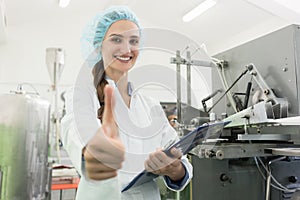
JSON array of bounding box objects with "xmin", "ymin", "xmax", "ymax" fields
[
  {"xmin": 85, "ymin": 159, "xmax": 119, "ymax": 173},
  {"xmin": 87, "ymin": 129, "xmax": 124, "ymax": 158},
  {"xmin": 86, "ymin": 169, "xmax": 118, "ymax": 180},
  {"xmin": 170, "ymin": 147, "xmax": 182, "ymax": 159},
  {"xmin": 84, "ymin": 127, "xmax": 125, "ymax": 180},
  {"xmin": 144, "ymin": 147, "xmax": 183, "ymax": 176},
  {"xmin": 145, "ymin": 151, "xmax": 172, "ymax": 172},
  {"xmin": 84, "ymin": 144, "xmax": 124, "ymax": 170},
  {"xmin": 84, "ymin": 150, "xmax": 120, "ymax": 180}
]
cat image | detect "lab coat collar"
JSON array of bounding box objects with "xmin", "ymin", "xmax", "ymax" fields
[{"xmin": 105, "ymin": 76, "xmax": 133, "ymax": 97}]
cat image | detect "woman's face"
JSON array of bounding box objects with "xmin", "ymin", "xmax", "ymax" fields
[{"xmin": 101, "ymin": 20, "xmax": 140, "ymax": 77}]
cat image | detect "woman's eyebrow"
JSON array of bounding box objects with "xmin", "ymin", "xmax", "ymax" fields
[
  {"xmin": 130, "ymin": 35, "xmax": 140, "ymax": 39},
  {"xmin": 109, "ymin": 34, "xmax": 139, "ymax": 38},
  {"xmin": 109, "ymin": 33, "xmax": 124, "ymax": 37}
]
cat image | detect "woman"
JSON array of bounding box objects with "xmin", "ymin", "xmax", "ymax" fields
[{"xmin": 61, "ymin": 6, "xmax": 193, "ymax": 200}]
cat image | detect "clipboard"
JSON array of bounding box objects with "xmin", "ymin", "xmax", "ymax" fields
[{"xmin": 121, "ymin": 121, "xmax": 230, "ymax": 192}]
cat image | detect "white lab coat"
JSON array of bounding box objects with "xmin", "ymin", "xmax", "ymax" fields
[{"xmin": 61, "ymin": 65, "xmax": 193, "ymax": 200}]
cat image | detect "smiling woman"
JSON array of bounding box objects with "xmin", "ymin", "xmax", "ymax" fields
[
  {"xmin": 61, "ymin": 5, "xmax": 193, "ymax": 200},
  {"xmin": 101, "ymin": 20, "xmax": 140, "ymax": 81}
]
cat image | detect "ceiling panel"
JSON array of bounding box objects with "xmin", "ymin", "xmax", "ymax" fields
[{"xmin": 1, "ymin": 0, "xmax": 294, "ymax": 53}]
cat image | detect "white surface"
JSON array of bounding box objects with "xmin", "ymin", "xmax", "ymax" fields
[
  {"xmin": 268, "ymin": 116, "xmax": 300, "ymax": 126},
  {"xmin": 270, "ymin": 148, "xmax": 300, "ymax": 156},
  {"xmin": 182, "ymin": 0, "xmax": 217, "ymax": 22},
  {"xmin": 52, "ymin": 168, "xmax": 78, "ymax": 177}
]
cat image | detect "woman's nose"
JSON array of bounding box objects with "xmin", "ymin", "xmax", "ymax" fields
[
  {"xmin": 117, "ymin": 37, "xmax": 139, "ymax": 54},
  {"xmin": 120, "ymin": 42, "xmax": 132, "ymax": 54}
]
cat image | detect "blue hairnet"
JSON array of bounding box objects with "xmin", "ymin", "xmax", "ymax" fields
[{"xmin": 81, "ymin": 6, "xmax": 140, "ymax": 66}]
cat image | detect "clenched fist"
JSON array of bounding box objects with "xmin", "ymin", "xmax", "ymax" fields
[{"xmin": 83, "ymin": 85, "xmax": 125, "ymax": 180}]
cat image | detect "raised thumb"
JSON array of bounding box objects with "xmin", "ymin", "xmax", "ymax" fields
[{"xmin": 102, "ymin": 85, "xmax": 118, "ymax": 137}]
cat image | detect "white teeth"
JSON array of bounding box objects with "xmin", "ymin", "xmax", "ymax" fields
[{"xmin": 116, "ymin": 56, "xmax": 130, "ymax": 61}]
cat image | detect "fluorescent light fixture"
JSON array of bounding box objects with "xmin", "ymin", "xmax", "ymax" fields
[
  {"xmin": 183, "ymin": 0, "xmax": 217, "ymax": 22},
  {"xmin": 273, "ymin": 0, "xmax": 300, "ymax": 14},
  {"xmin": 59, "ymin": 0, "xmax": 71, "ymax": 8}
]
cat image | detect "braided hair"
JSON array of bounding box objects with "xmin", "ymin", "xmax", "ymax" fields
[{"xmin": 93, "ymin": 60, "xmax": 108, "ymax": 121}]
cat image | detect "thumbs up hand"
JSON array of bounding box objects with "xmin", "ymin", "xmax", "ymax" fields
[{"xmin": 83, "ymin": 85, "xmax": 125, "ymax": 180}]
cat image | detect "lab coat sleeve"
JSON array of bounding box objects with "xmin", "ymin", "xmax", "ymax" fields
[
  {"xmin": 61, "ymin": 85, "xmax": 121, "ymax": 199},
  {"xmin": 61, "ymin": 66, "xmax": 101, "ymax": 176},
  {"xmin": 61, "ymin": 92, "xmax": 100, "ymax": 177},
  {"xmin": 61, "ymin": 67, "xmax": 101, "ymax": 175},
  {"xmin": 142, "ymin": 96, "xmax": 193, "ymax": 191},
  {"xmin": 60, "ymin": 88, "xmax": 87, "ymax": 176},
  {"xmin": 61, "ymin": 113, "xmax": 85, "ymax": 176},
  {"xmin": 161, "ymin": 122, "xmax": 193, "ymax": 191}
]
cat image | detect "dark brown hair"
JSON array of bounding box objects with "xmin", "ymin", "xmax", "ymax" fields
[{"xmin": 93, "ymin": 60, "xmax": 108, "ymax": 121}]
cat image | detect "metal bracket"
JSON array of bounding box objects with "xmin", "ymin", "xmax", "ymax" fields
[{"xmin": 248, "ymin": 63, "xmax": 289, "ymax": 118}]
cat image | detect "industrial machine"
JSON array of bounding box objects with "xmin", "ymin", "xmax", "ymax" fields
[
  {"xmin": 0, "ymin": 88, "xmax": 51, "ymax": 200},
  {"xmin": 46, "ymin": 47, "xmax": 65, "ymax": 163},
  {"xmin": 188, "ymin": 24, "xmax": 300, "ymax": 200}
]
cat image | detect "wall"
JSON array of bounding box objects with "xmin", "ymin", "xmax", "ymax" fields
[
  {"xmin": 0, "ymin": 13, "xmax": 213, "ymax": 110},
  {"xmin": 0, "ymin": 14, "xmax": 87, "ymax": 105}
]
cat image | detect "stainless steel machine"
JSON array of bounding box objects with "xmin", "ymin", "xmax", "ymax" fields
[
  {"xmin": 188, "ymin": 24, "xmax": 300, "ymax": 200},
  {"xmin": 0, "ymin": 90, "xmax": 51, "ymax": 200}
]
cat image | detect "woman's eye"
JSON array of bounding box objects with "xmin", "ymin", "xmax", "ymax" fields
[
  {"xmin": 111, "ymin": 37, "xmax": 122, "ymax": 43},
  {"xmin": 130, "ymin": 39, "xmax": 139, "ymax": 46}
]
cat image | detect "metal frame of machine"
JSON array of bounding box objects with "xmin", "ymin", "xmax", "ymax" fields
[{"xmin": 186, "ymin": 24, "xmax": 300, "ymax": 200}]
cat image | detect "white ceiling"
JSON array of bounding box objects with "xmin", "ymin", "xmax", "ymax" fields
[{"xmin": 2, "ymin": 0, "xmax": 300, "ymax": 54}]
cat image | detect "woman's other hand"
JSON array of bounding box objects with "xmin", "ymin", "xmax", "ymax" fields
[{"xmin": 144, "ymin": 148, "xmax": 185, "ymax": 181}]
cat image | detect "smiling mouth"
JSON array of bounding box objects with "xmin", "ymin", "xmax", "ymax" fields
[{"xmin": 114, "ymin": 55, "xmax": 133, "ymax": 62}]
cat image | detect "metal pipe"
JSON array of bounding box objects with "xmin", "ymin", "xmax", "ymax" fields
[
  {"xmin": 187, "ymin": 51, "xmax": 191, "ymax": 105},
  {"xmin": 176, "ymin": 50, "xmax": 182, "ymax": 122},
  {"xmin": 265, "ymin": 170, "xmax": 271, "ymax": 200},
  {"xmin": 265, "ymin": 156, "xmax": 286, "ymax": 200},
  {"xmin": 54, "ymin": 62, "xmax": 61, "ymax": 163},
  {"xmin": 243, "ymin": 82, "xmax": 252, "ymax": 109},
  {"xmin": 208, "ymin": 67, "xmax": 249, "ymax": 113},
  {"xmin": 46, "ymin": 48, "xmax": 65, "ymax": 163}
]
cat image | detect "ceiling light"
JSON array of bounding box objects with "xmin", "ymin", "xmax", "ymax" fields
[
  {"xmin": 58, "ymin": 0, "xmax": 71, "ymax": 8},
  {"xmin": 183, "ymin": 0, "xmax": 217, "ymax": 22}
]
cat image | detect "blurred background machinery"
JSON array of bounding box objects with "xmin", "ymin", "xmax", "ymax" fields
[
  {"xmin": 0, "ymin": 89, "xmax": 51, "ymax": 200},
  {"xmin": 190, "ymin": 24, "xmax": 300, "ymax": 200}
]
